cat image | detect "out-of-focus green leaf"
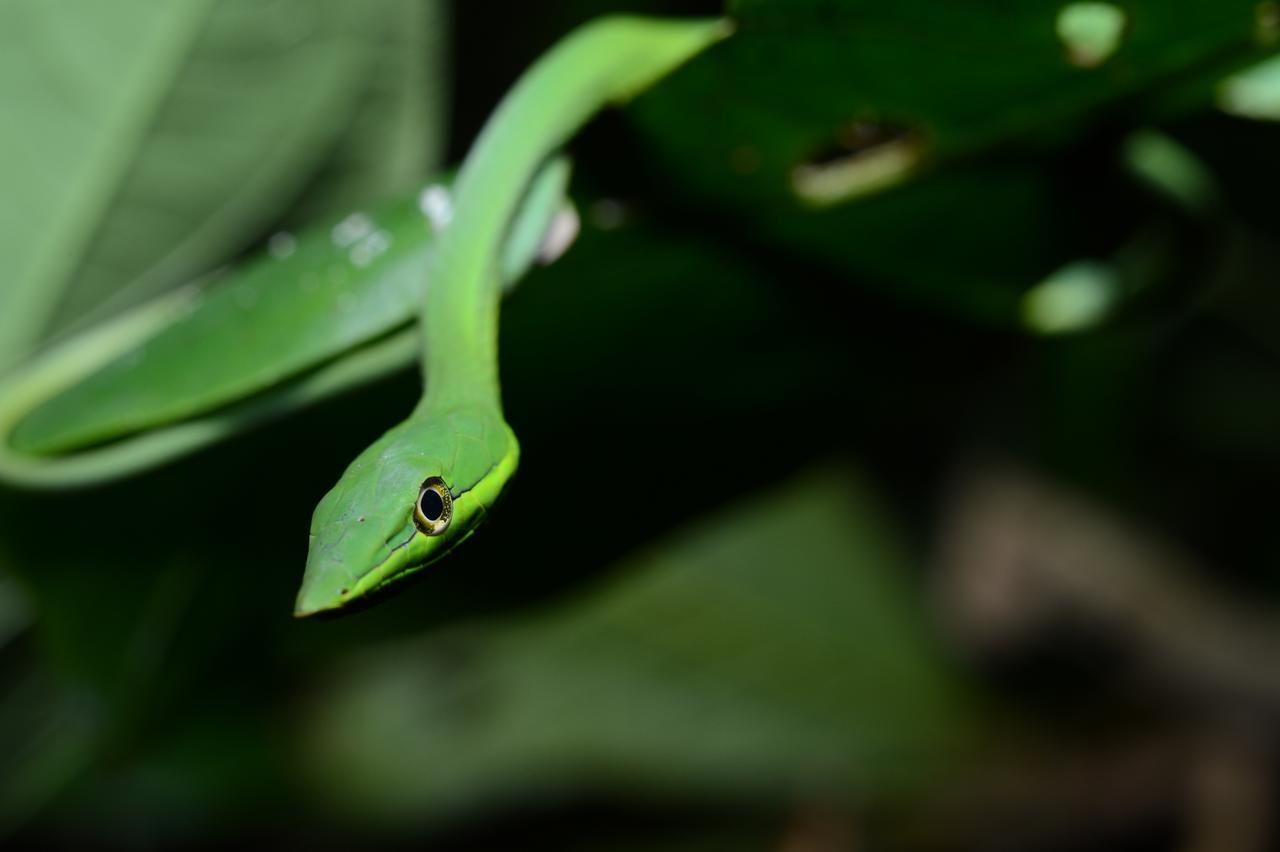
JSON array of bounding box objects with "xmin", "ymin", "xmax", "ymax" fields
[
  {"xmin": 0, "ymin": 571, "xmax": 33, "ymax": 650},
  {"xmin": 0, "ymin": 0, "xmax": 444, "ymax": 368},
  {"xmin": 0, "ymin": 666, "xmax": 100, "ymax": 836},
  {"xmin": 300, "ymin": 468, "xmax": 980, "ymax": 824},
  {"xmin": 1218, "ymin": 53, "xmax": 1280, "ymax": 120},
  {"xmin": 0, "ymin": 553, "xmax": 222, "ymax": 836},
  {"xmin": 629, "ymin": 0, "xmax": 1272, "ymax": 322},
  {"xmin": 645, "ymin": 0, "xmax": 1266, "ymax": 195},
  {"xmin": 738, "ymin": 162, "xmax": 1081, "ymax": 324},
  {"xmin": 284, "ymin": 0, "xmax": 448, "ymax": 221}
]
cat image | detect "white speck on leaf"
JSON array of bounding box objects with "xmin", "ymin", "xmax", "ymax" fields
[
  {"xmin": 1056, "ymin": 3, "xmax": 1127, "ymax": 68},
  {"xmin": 331, "ymin": 212, "xmax": 374, "ymax": 248},
  {"xmin": 418, "ymin": 185, "xmax": 453, "ymax": 230},
  {"xmin": 350, "ymin": 230, "xmax": 392, "ymax": 268}
]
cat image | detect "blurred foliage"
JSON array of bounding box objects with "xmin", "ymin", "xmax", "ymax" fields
[
  {"xmin": 300, "ymin": 470, "xmax": 978, "ymax": 823},
  {"xmin": 5, "ymin": 0, "xmax": 1280, "ymax": 849},
  {"xmin": 631, "ymin": 0, "xmax": 1271, "ymax": 322},
  {"xmin": 0, "ymin": 0, "xmax": 444, "ymax": 366}
]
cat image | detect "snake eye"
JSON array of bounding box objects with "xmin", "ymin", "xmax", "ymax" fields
[{"xmin": 414, "ymin": 477, "xmax": 453, "ymax": 536}]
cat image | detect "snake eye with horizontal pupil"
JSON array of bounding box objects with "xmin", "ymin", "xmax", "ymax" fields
[{"xmin": 414, "ymin": 477, "xmax": 453, "ymax": 536}]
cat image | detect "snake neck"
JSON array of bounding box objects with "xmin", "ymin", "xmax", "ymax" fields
[
  {"xmin": 418, "ymin": 254, "xmax": 504, "ymax": 418},
  {"xmin": 414, "ymin": 15, "xmax": 730, "ymax": 429}
]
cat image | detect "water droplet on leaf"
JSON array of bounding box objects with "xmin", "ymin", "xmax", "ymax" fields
[
  {"xmin": 331, "ymin": 212, "xmax": 374, "ymax": 248},
  {"xmin": 418, "ymin": 185, "xmax": 453, "ymax": 230}
]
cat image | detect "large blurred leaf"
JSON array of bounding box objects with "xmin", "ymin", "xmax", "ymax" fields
[
  {"xmin": 0, "ymin": 0, "xmax": 444, "ymax": 367},
  {"xmin": 300, "ymin": 468, "xmax": 981, "ymax": 824},
  {"xmin": 629, "ymin": 0, "xmax": 1272, "ymax": 322},
  {"xmin": 641, "ymin": 0, "xmax": 1268, "ymax": 198},
  {"xmin": 284, "ymin": 0, "xmax": 448, "ymax": 221},
  {"xmin": 0, "ymin": 664, "xmax": 100, "ymax": 835}
]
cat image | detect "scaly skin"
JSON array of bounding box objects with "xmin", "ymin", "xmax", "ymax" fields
[{"xmin": 295, "ymin": 16, "xmax": 730, "ymax": 616}]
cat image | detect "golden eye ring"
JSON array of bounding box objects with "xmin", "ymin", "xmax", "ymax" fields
[{"xmin": 414, "ymin": 477, "xmax": 453, "ymax": 535}]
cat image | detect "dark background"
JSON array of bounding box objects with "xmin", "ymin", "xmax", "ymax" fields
[{"xmin": 4, "ymin": 1, "xmax": 1280, "ymax": 849}]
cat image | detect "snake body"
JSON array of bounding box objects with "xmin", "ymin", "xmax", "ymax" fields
[
  {"xmin": 0, "ymin": 16, "xmax": 726, "ymax": 615},
  {"xmin": 0, "ymin": 159, "xmax": 572, "ymax": 488},
  {"xmin": 296, "ymin": 17, "xmax": 728, "ymax": 615}
]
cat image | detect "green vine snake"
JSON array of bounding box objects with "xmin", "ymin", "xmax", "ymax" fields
[
  {"xmin": 0, "ymin": 14, "xmax": 1205, "ymax": 617},
  {"xmin": 0, "ymin": 16, "xmax": 729, "ymax": 616},
  {"xmin": 295, "ymin": 17, "xmax": 730, "ymax": 616}
]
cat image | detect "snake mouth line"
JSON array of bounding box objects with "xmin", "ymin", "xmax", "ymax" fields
[
  {"xmin": 368, "ymin": 530, "xmax": 417, "ymax": 577},
  {"xmin": 297, "ymin": 467, "xmax": 499, "ymax": 617}
]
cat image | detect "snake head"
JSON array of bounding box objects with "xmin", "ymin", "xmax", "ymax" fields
[{"xmin": 294, "ymin": 406, "xmax": 519, "ymax": 617}]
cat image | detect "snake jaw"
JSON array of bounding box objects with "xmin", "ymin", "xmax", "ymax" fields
[
  {"xmin": 294, "ymin": 497, "xmax": 485, "ymax": 617},
  {"xmin": 293, "ymin": 387, "xmax": 521, "ymax": 616},
  {"xmin": 294, "ymin": 513, "xmax": 416, "ymax": 617},
  {"xmin": 295, "ymin": 416, "xmax": 519, "ymax": 618}
]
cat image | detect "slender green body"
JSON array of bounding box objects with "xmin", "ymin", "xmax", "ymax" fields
[
  {"xmin": 422, "ymin": 17, "xmax": 729, "ymax": 408},
  {"xmin": 296, "ymin": 16, "xmax": 729, "ymax": 615},
  {"xmin": 0, "ymin": 161, "xmax": 572, "ymax": 487},
  {"xmin": 0, "ymin": 15, "xmax": 729, "ymax": 617}
]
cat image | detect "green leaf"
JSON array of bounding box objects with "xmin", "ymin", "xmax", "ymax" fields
[
  {"xmin": 299, "ymin": 468, "xmax": 981, "ymax": 823},
  {"xmin": 0, "ymin": 666, "xmax": 101, "ymax": 836},
  {"xmin": 629, "ymin": 0, "xmax": 1274, "ymax": 322},
  {"xmin": 283, "ymin": 0, "xmax": 449, "ymax": 221},
  {"xmin": 0, "ymin": 0, "xmax": 444, "ymax": 368}
]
